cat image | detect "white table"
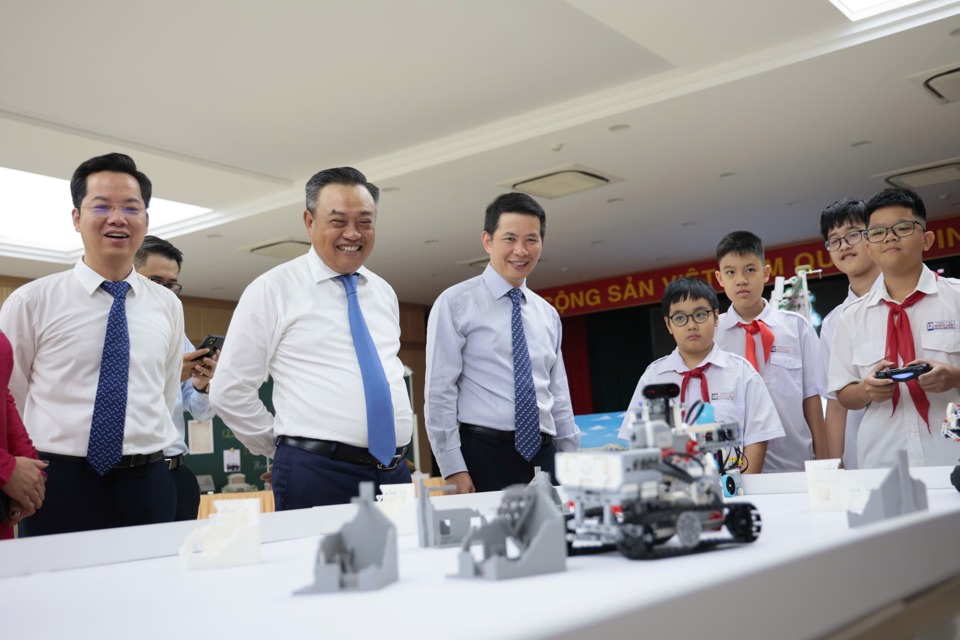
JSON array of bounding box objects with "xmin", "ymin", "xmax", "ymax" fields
[{"xmin": 0, "ymin": 469, "xmax": 958, "ymax": 640}]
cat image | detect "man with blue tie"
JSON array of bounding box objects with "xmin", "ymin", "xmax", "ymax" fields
[
  {"xmin": 425, "ymin": 193, "xmax": 580, "ymax": 493},
  {"xmin": 0, "ymin": 153, "xmax": 183, "ymax": 534},
  {"xmin": 211, "ymin": 167, "xmax": 413, "ymax": 508}
]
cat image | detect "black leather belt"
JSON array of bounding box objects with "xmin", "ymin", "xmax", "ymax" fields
[
  {"xmin": 275, "ymin": 435, "xmax": 408, "ymax": 471},
  {"xmin": 41, "ymin": 451, "xmax": 165, "ymax": 469},
  {"xmin": 165, "ymin": 454, "xmax": 185, "ymax": 471},
  {"xmin": 460, "ymin": 423, "xmax": 553, "ymax": 447}
]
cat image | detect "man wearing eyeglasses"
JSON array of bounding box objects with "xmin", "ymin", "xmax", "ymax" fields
[
  {"xmin": 135, "ymin": 236, "xmax": 218, "ymax": 521},
  {"xmin": 829, "ymin": 188, "xmax": 960, "ymax": 469},
  {"xmin": 817, "ymin": 198, "xmax": 881, "ymax": 469},
  {"xmin": 0, "ymin": 153, "xmax": 183, "ymax": 535}
]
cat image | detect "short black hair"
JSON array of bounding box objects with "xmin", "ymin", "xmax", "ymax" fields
[
  {"xmin": 661, "ymin": 277, "xmax": 719, "ymax": 317},
  {"xmin": 865, "ymin": 187, "xmax": 926, "ymax": 223},
  {"xmin": 484, "ymin": 192, "xmax": 546, "ymax": 238},
  {"xmin": 71, "ymin": 152, "xmax": 152, "ymax": 209},
  {"xmin": 716, "ymin": 230, "xmax": 764, "ymax": 262},
  {"xmin": 820, "ymin": 197, "xmax": 866, "ymax": 240},
  {"xmin": 304, "ymin": 167, "xmax": 379, "ymax": 215},
  {"xmin": 135, "ymin": 235, "xmax": 183, "ymax": 270}
]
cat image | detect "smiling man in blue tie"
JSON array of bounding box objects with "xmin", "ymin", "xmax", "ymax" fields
[
  {"xmin": 0, "ymin": 153, "xmax": 183, "ymax": 535},
  {"xmin": 211, "ymin": 167, "xmax": 413, "ymax": 508},
  {"xmin": 425, "ymin": 192, "xmax": 580, "ymax": 493}
]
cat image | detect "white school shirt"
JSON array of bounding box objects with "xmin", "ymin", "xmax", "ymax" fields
[
  {"xmin": 617, "ymin": 344, "xmax": 785, "ymax": 450},
  {"xmin": 716, "ymin": 302, "xmax": 824, "ymax": 472},
  {"xmin": 425, "ymin": 264, "xmax": 580, "ymax": 478},
  {"xmin": 210, "ymin": 250, "xmax": 413, "ymax": 458},
  {"xmin": 164, "ymin": 335, "xmax": 217, "ymax": 457},
  {"xmin": 0, "ymin": 260, "xmax": 182, "ymax": 456},
  {"xmin": 819, "ymin": 277, "xmax": 881, "ymax": 469},
  {"xmin": 828, "ymin": 265, "xmax": 960, "ymax": 469}
]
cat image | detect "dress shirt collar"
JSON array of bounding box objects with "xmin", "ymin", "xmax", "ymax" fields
[
  {"xmin": 866, "ymin": 265, "xmax": 937, "ymax": 308},
  {"xmin": 306, "ymin": 248, "xmax": 372, "ymax": 285},
  {"xmin": 482, "ymin": 263, "xmax": 526, "ymax": 301},
  {"xmin": 73, "ymin": 259, "xmax": 143, "ymax": 296},
  {"xmin": 654, "ymin": 343, "xmax": 728, "ymax": 374},
  {"xmin": 720, "ymin": 299, "xmax": 779, "ymax": 328}
]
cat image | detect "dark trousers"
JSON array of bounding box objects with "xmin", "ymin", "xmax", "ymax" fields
[
  {"xmin": 172, "ymin": 464, "xmax": 201, "ymax": 521},
  {"xmin": 20, "ymin": 454, "xmax": 176, "ymax": 537},
  {"xmin": 272, "ymin": 443, "xmax": 412, "ymax": 510},
  {"xmin": 460, "ymin": 426, "xmax": 557, "ymax": 492}
]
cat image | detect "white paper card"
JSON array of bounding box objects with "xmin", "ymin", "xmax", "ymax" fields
[
  {"xmin": 223, "ymin": 448, "xmax": 241, "ymax": 473},
  {"xmin": 187, "ymin": 419, "xmax": 214, "ymax": 455}
]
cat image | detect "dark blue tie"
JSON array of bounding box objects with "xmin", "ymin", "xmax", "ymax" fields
[
  {"xmin": 87, "ymin": 280, "xmax": 130, "ymax": 476},
  {"xmin": 336, "ymin": 274, "xmax": 396, "ymax": 467},
  {"xmin": 509, "ymin": 288, "xmax": 540, "ymax": 461}
]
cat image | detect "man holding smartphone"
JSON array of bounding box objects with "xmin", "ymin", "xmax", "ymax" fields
[
  {"xmin": 0, "ymin": 153, "xmax": 183, "ymax": 535},
  {"xmin": 135, "ymin": 236, "xmax": 219, "ymax": 520}
]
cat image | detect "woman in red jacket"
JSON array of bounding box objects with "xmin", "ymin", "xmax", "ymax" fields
[{"xmin": 0, "ymin": 329, "xmax": 46, "ymax": 539}]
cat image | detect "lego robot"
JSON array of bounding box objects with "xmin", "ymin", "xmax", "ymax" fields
[
  {"xmin": 770, "ymin": 265, "xmax": 821, "ymax": 324},
  {"xmin": 556, "ymin": 383, "xmax": 761, "ymax": 560}
]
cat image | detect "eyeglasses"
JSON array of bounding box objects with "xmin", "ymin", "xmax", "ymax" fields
[
  {"xmin": 146, "ymin": 276, "xmax": 183, "ymax": 296},
  {"xmin": 824, "ymin": 230, "xmax": 865, "ymax": 252},
  {"xmin": 81, "ymin": 203, "xmax": 146, "ymax": 216},
  {"xmin": 668, "ymin": 308, "xmax": 716, "ymax": 327},
  {"xmin": 863, "ymin": 220, "xmax": 924, "ymax": 244}
]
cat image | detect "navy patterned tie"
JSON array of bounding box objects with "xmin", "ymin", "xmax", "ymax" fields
[
  {"xmin": 509, "ymin": 288, "xmax": 540, "ymax": 461},
  {"xmin": 87, "ymin": 281, "xmax": 130, "ymax": 476},
  {"xmin": 336, "ymin": 274, "xmax": 396, "ymax": 467}
]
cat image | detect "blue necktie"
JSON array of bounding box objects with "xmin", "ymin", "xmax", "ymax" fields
[
  {"xmin": 336, "ymin": 274, "xmax": 396, "ymax": 467},
  {"xmin": 509, "ymin": 288, "xmax": 540, "ymax": 461},
  {"xmin": 87, "ymin": 281, "xmax": 130, "ymax": 476}
]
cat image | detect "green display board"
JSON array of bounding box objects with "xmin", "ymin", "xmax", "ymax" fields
[{"xmin": 182, "ymin": 377, "xmax": 274, "ymax": 492}]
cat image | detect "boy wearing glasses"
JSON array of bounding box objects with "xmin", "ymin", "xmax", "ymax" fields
[
  {"xmin": 829, "ymin": 188, "xmax": 960, "ymax": 468},
  {"xmin": 818, "ymin": 198, "xmax": 881, "ymax": 468},
  {"xmin": 618, "ymin": 277, "xmax": 784, "ymax": 473},
  {"xmin": 713, "ymin": 231, "xmax": 826, "ymax": 472}
]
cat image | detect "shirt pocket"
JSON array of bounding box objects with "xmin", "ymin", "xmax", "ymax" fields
[
  {"xmin": 852, "ymin": 339, "xmax": 886, "ymax": 376},
  {"xmin": 707, "ymin": 393, "xmax": 746, "ymax": 429},
  {"xmin": 919, "ymin": 331, "xmax": 960, "ymax": 364},
  {"xmin": 765, "ymin": 352, "xmax": 802, "ymax": 398}
]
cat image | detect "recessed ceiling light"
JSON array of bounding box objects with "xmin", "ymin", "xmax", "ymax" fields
[
  {"xmin": 607, "ymin": 197, "xmax": 624, "ymax": 204},
  {"xmin": 504, "ymin": 164, "xmax": 621, "ymax": 199},
  {"xmin": 827, "ymin": 0, "xmax": 926, "ymax": 22},
  {"xmin": 719, "ymin": 172, "xmax": 737, "ymax": 178},
  {"xmin": 951, "ymin": 26, "xmax": 960, "ymax": 37},
  {"xmin": 590, "ymin": 240, "xmax": 605, "ymax": 245},
  {"xmin": 560, "ymin": 267, "xmax": 569, "ymax": 272},
  {"xmin": 424, "ymin": 239, "xmax": 439, "ymax": 244},
  {"xmin": 851, "ymin": 141, "xmax": 872, "ymax": 148},
  {"xmin": 248, "ymin": 239, "xmax": 311, "ymax": 260},
  {"xmin": 786, "ymin": 201, "xmax": 803, "ymax": 207},
  {"xmin": 381, "ymin": 186, "xmax": 400, "ymax": 193},
  {"xmin": 206, "ymin": 233, "xmax": 223, "ymax": 239},
  {"xmin": 939, "ymin": 194, "xmax": 952, "ymax": 200},
  {"xmin": 681, "ymin": 221, "xmax": 697, "ymax": 227},
  {"xmin": 609, "ymin": 124, "xmax": 631, "ymax": 132}
]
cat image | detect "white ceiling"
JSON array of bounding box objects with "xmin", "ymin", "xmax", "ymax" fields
[{"xmin": 1, "ymin": 0, "xmax": 959, "ymax": 305}]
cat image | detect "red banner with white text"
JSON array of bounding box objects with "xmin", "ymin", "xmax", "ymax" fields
[{"xmin": 536, "ymin": 215, "xmax": 960, "ymax": 317}]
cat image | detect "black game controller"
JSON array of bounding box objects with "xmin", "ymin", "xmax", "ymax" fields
[{"xmin": 875, "ymin": 363, "xmax": 932, "ymax": 382}]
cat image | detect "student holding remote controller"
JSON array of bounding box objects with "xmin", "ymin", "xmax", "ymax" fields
[
  {"xmin": 829, "ymin": 188, "xmax": 960, "ymax": 469},
  {"xmin": 135, "ymin": 236, "xmax": 219, "ymax": 520}
]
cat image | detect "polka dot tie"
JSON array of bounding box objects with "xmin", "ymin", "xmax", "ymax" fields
[
  {"xmin": 87, "ymin": 281, "xmax": 130, "ymax": 476},
  {"xmin": 509, "ymin": 288, "xmax": 540, "ymax": 462},
  {"xmin": 337, "ymin": 274, "xmax": 396, "ymax": 467}
]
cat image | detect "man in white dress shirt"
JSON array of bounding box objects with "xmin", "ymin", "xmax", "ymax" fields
[
  {"xmin": 211, "ymin": 167, "xmax": 413, "ymax": 508},
  {"xmin": 0, "ymin": 153, "xmax": 183, "ymax": 535}
]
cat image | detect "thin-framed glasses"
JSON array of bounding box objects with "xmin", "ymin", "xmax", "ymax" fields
[
  {"xmin": 668, "ymin": 308, "xmax": 715, "ymax": 327},
  {"xmin": 80, "ymin": 203, "xmax": 146, "ymax": 216},
  {"xmin": 863, "ymin": 220, "xmax": 924, "ymax": 243},
  {"xmin": 824, "ymin": 230, "xmax": 865, "ymax": 252},
  {"xmin": 146, "ymin": 276, "xmax": 183, "ymax": 296}
]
